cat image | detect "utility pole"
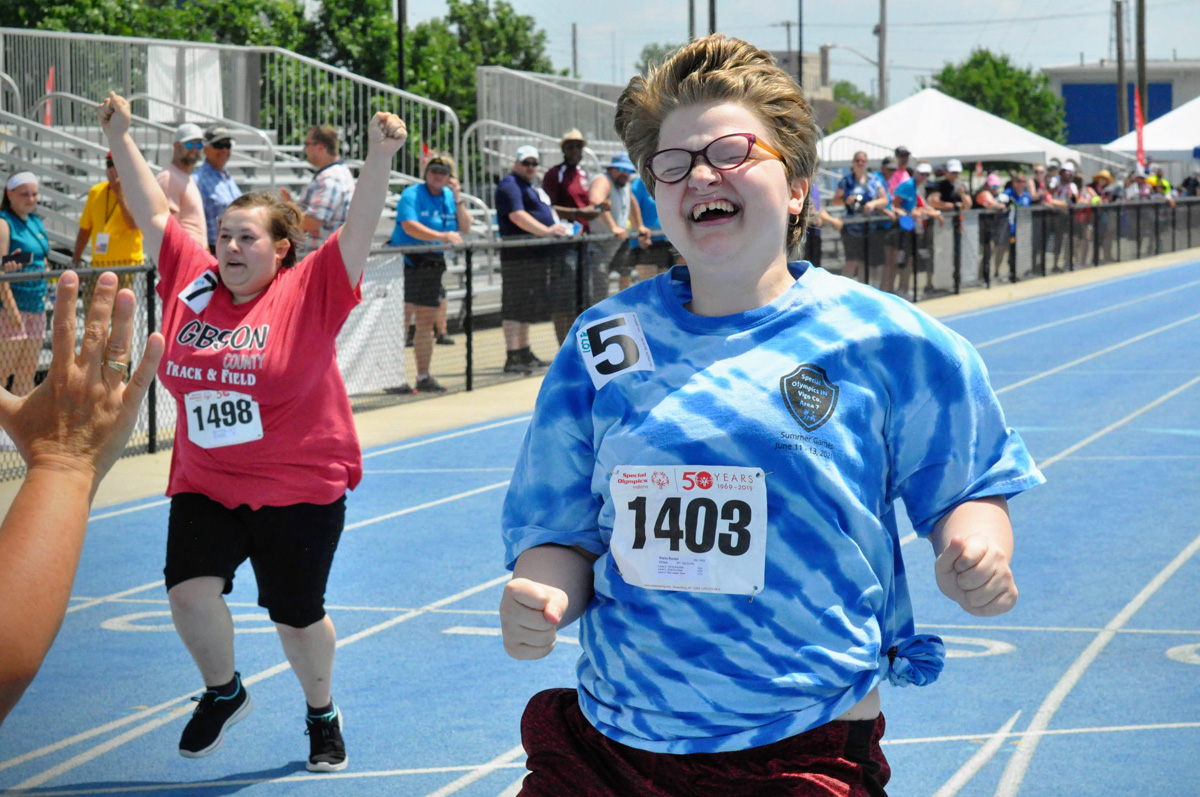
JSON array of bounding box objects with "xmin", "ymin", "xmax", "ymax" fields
[
  {"xmin": 709, "ymin": 0, "xmax": 716, "ymax": 35},
  {"xmin": 689, "ymin": 0, "xmax": 695, "ymax": 40},
  {"xmin": 1136, "ymin": 0, "xmax": 1147, "ymax": 123},
  {"xmin": 874, "ymin": 0, "xmax": 887, "ymax": 109},
  {"xmin": 797, "ymin": 1, "xmax": 803, "ymax": 89},
  {"xmin": 1115, "ymin": 1, "xmax": 1128, "ymax": 136},
  {"xmin": 396, "ymin": 0, "xmax": 406, "ymax": 91},
  {"xmin": 572, "ymin": 23, "xmax": 578, "ymax": 78}
]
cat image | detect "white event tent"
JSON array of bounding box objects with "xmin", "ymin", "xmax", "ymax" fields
[
  {"xmin": 1107, "ymin": 94, "xmax": 1200, "ymax": 161},
  {"xmin": 818, "ymin": 88, "xmax": 1083, "ymax": 168}
]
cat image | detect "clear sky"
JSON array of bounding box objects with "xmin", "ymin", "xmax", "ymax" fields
[{"xmin": 398, "ymin": 0, "xmax": 1200, "ymax": 100}]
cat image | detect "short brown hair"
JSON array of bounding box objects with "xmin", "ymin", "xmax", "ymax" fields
[
  {"xmin": 306, "ymin": 125, "xmax": 339, "ymax": 157},
  {"xmin": 222, "ymin": 192, "xmax": 305, "ymax": 268},
  {"xmin": 614, "ymin": 34, "xmax": 819, "ymax": 256}
]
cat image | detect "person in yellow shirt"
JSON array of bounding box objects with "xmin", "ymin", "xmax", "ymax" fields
[{"xmin": 74, "ymin": 152, "xmax": 143, "ymax": 295}]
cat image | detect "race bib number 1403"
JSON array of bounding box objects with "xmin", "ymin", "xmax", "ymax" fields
[{"xmin": 609, "ymin": 465, "xmax": 768, "ymax": 595}]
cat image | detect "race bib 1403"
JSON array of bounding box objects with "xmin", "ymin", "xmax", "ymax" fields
[{"xmin": 609, "ymin": 465, "xmax": 768, "ymax": 595}]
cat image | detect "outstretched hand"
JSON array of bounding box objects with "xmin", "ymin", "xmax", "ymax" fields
[
  {"xmin": 368, "ymin": 112, "xmax": 407, "ymax": 158},
  {"xmin": 98, "ymin": 92, "xmax": 132, "ymax": 140},
  {"xmin": 0, "ymin": 271, "xmax": 165, "ymax": 491}
]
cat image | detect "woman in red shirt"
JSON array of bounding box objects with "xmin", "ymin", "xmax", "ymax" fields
[{"xmin": 101, "ymin": 92, "xmax": 405, "ymax": 773}]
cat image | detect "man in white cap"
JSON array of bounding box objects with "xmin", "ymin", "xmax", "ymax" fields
[
  {"xmin": 928, "ymin": 158, "xmax": 973, "ymax": 212},
  {"xmin": 1045, "ymin": 159, "xmax": 1080, "ymax": 270},
  {"xmin": 156, "ymin": 122, "xmax": 207, "ymax": 247}
]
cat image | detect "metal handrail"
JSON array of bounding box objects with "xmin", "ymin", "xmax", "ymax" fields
[
  {"xmin": 0, "ymin": 71, "xmax": 21, "ymax": 116},
  {"xmin": 128, "ymin": 93, "xmax": 282, "ymax": 188}
]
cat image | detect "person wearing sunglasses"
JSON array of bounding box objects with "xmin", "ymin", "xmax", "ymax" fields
[
  {"xmin": 500, "ymin": 34, "xmax": 1042, "ymax": 795},
  {"xmin": 195, "ymin": 126, "xmax": 243, "ymax": 255},
  {"xmin": 156, "ymin": 123, "xmax": 208, "ymax": 247}
]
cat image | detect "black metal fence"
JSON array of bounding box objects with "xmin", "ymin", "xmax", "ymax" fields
[
  {"xmin": 2, "ymin": 201, "xmax": 1198, "ymax": 481},
  {"xmin": 810, "ymin": 197, "xmax": 1200, "ymax": 301}
]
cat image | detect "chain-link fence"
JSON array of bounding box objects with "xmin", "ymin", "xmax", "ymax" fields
[{"xmin": 808, "ymin": 197, "xmax": 1200, "ymax": 302}]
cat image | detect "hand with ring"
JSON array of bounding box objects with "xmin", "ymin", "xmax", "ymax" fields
[{"xmin": 0, "ymin": 270, "xmax": 165, "ymax": 490}]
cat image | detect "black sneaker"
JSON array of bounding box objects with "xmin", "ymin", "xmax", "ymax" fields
[
  {"xmin": 435, "ymin": 333, "xmax": 456, "ymax": 345},
  {"xmin": 305, "ymin": 702, "xmax": 347, "ymax": 772},
  {"xmin": 503, "ymin": 354, "xmax": 532, "ymax": 375},
  {"xmin": 521, "ymin": 349, "xmax": 549, "ymax": 369},
  {"xmin": 179, "ymin": 674, "xmax": 252, "ymax": 758},
  {"xmin": 415, "ymin": 375, "xmax": 447, "ymax": 393},
  {"xmin": 384, "ymin": 383, "xmax": 415, "ymax": 395}
]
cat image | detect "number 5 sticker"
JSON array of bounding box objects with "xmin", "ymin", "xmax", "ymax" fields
[{"xmin": 577, "ymin": 312, "xmax": 655, "ymax": 389}]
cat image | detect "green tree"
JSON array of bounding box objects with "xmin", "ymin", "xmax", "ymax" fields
[
  {"xmin": 833, "ymin": 80, "xmax": 874, "ymax": 111},
  {"xmin": 827, "ymin": 106, "xmax": 857, "ymax": 134},
  {"xmin": 309, "ymin": 0, "xmax": 395, "ymax": 84},
  {"xmin": 635, "ymin": 43, "xmax": 683, "ymax": 77},
  {"xmin": 926, "ymin": 48, "xmax": 1066, "ymax": 142}
]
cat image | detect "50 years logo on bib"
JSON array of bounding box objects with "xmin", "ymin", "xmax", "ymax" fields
[{"xmin": 780, "ymin": 363, "xmax": 838, "ymax": 432}]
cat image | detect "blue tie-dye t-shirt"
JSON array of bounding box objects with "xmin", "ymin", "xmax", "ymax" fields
[{"xmin": 502, "ymin": 262, "xmax": 1044, "ymax": 754}]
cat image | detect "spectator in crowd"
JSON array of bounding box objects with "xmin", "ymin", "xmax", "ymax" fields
[
  {"xmin": 102, "ymin": 91, "xmax": 406, "ymax": 773},
  {"xmin": 388, "ymin": 152, "xmax": 472, "ymax": 394},
  {"xmin": 194, "ymin": 126, "xmax": 243, "ymax": 256},
  {"xmin": 157, "ymin": 123, "xmax": 208, "ymax": 247},
  {"xmin": 629, "ymin": 173, "xmax": 679, "ymax": 283},
  {"xmin": 974, "ymin": 173, "xmax": 1009, "ymax": 282},
  {"xmin": 1151, "ymin": 164, "xmax": 1172, "ymax": 194},
  {"xmin": 833, "ymin": 151, "xmax": 892, "ymax": 282},
  {"xmin": 803, "ymin": 188, "xmax": 842, "ymax": 268},
  {"xmin": 1087, "ymin": 170, "xmax": 1116, "ymax": 262},
  {"xmin": 891, "ymin": 161, "xmax": 941, "ymax": 295},
  {"xmin": 542, "ymin": 129, "xmax": 603, "ymax": 229},
  {"xmin": 281, "ymin": 126, "xmax": 355, "ymax": 254},
  {"xmin": 74, "ymin": 151, "xmax": 143, "ymax": 282},
  {"xmin": 1045, "ymin": 159, "xmax": 1080, "ymax": 270},
  {"xmin": 928, "ymin": 159, "xmax": 973, "ymax": 213},
  {"xmin": 994, "ymin": 171, "xmax": 1032, "ymax": 280},
  {"xmin": 1046, "ymin": 158, "xmax": 1061, "ymax": 192},
  {"xmin": 0, "ymin": 172, "xmax": 50, "ymax": 397},
  {"xmin": 1179, "ymin": 167, "xmax": 1200, "ymax": 197},
  {"xmin": 0, "ymin": 270, "xmax": 163, "ymax": 729},
  {"xmin": 495, "ymin": 145, "xmax": 570, "ymax": 373},
  {"xmin": 587, "ymin": 153, "xmax": 648, "ymax": 298},
  {"xmin": 1028, "ymin": 164, "xmax": 1048, "ymax": 205},
  {"xmin": 889, "ymin": 145, "xmax": 912, "ymax": 192}
]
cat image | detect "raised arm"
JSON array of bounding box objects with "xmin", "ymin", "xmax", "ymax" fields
[
  {"xmin": 338, "ymin": 112, "xmax": 407, "ymax": 286},
  {"xmin": 98, "ymin": 93, "xmax": 170, "ymax": 262}
]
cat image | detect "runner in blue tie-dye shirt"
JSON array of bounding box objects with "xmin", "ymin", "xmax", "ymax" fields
[{"xmin": 500, "ymin": 34, "xmax": 1044, "ymax": 796}]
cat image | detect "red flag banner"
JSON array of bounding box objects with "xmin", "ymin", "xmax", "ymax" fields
[
  {"xmin": 44, "ymin": 67, "xmax": 54, "ymax": 126},
  {"xmin": 1133, "ymin": 86, "xmax": 1145, "ymax": 168}
]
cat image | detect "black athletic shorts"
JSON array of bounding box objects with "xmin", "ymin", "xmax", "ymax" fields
[
  {"xmin": 164, "ymin": 492, "xmax": 346, "ymax": 628},
  {"xmin": 404, "ymin": 252, "xmax": 447, "ymax": 308}
]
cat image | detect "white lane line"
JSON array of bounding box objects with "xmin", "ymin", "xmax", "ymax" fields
[
  {"xmin": 87, "ymin": 499, "xmax": 169, "ymax": 522},
  {"xmin": 995, "ymin": 312, "xmax": 1200, "ymax": 395},
  {"xmin": 2, "ymin": 573, "xmax": 512, "ymax": 786},
  {"xmin": 1062, "ymin": 454, "xmax": 1200, "ymax": 461},
  {"xmin": 899, "ymin": 532, "xmax": 917, "ymax": 547},
  {"xmin": 496, "ymin": 773, "xmax": 528, "ymax": 797},
  {"xmin": 995, "ymin": 530, "xmax": 1200, "ymax": 797},
  {"xmin": 364, "ymin": 416, "xmax": 531, "ymax": 459},
  {"xmin": 1034, "ymin": 375, "xmax": 1200, "ymax": 470},
  {"xmin": 344, "ymin": 481, "xmax": 510, "ymax": 531},
  {"xmin": 933, "ymin": 711, "xmax": 1021, "ymax": 797},
  {"xmin": 939, "ymin": 260, "xmax": 1200, "ymax": 322},
  {"xmin": 920, "ymin": 623, "xmax": 1200, "ymax": 635},
  {"xmin": 974, "ymin": 279, "xmax": 1200, "ymax": 349},
  {"xmin": 880, "ymin": 720, "xmax": 1200, "ymax": 747},
  {"xmin": 443, "ymin": 626, "xmax": 578, "ymax": 645},
  {"xmin": 64, "ymin": 580, "xmax": 163, "ymax": 615},
  {"xmin": 20, "ymin": 762, "xmax": 528, "ymax": 796},
  {"xmin": 424, "ymin": 745, "xmax": 526, "ymax": 797}
]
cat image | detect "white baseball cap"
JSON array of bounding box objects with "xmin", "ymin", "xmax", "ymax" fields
[
  {"xmin": 945, "ymin": 158, "xmax": 963, "ymax": 173},
  {"xmin": 515, "ymin": 145, "xmax": 540, "ymax": 163},
  {"xmin": 915, "ymin": 162, "xmax": 933, "ymax": 175},
  {"xmin": 174, "ymin": 123, "xmax": 204, "ymax": 143}
]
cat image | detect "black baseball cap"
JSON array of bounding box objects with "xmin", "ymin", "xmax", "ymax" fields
[{"xmin": 895, "ymin": 145, "xmax": 911, "ymax": 157}]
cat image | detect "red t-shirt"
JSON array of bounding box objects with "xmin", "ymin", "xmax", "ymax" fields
[
  {"xmin": 542, "ymin": 163, "xmax": 592, "ymax": 232},
  {"xmin": 156, "ymin": 216, "xmax": 363, "ymax": 510}
]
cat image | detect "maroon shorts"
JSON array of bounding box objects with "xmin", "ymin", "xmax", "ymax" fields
[{"xmin": 519, "ymin": 688, "xmax": 890, "ymax": 797}]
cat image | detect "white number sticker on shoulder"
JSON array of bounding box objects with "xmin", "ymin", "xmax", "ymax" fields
[{"xmin": 577, "ymin": 312, "xmax": 656, "ymax": 389}]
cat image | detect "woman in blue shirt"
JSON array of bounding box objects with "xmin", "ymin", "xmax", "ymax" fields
[{"xmin": 0, "ymin": 172, "xmax": 51, "ymax": 396}]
